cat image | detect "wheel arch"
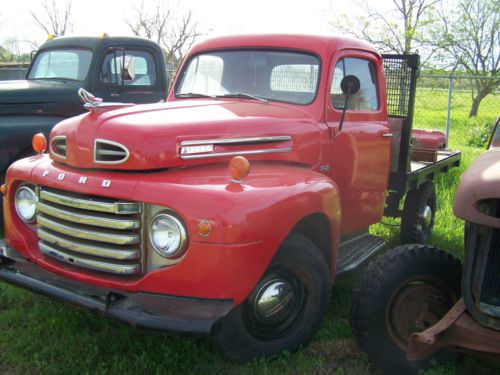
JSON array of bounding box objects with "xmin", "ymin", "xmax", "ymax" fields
[{"xmin": 291, "ymin": 213, "xmax": 334, "ymax": 272}]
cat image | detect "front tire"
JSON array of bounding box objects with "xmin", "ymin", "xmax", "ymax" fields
[
  {"xmin": 214, "ymin": 233, "xmax": 331, "ymax": 362},
  {"xmin": 351, "ymin": 244, "xmax": 462, "ymax": 375}
]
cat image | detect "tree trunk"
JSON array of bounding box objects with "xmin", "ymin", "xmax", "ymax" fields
[
  {"xmin": 469, "ymin": 96, "xmax": 481, "ymax": 117},
  {"xmin": 468, "ymin": 81, "xmax": 495, "ymax": 118}
]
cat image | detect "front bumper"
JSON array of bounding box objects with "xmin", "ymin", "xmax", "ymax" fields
[{"xmin": 0, "ymin": 239, "xmax": 233, "ymax": 336}]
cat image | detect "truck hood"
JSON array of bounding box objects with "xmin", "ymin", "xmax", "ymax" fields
[
  {"xmin": 49, "ymin": 100, "xmax": 322, "ymax": 170},
  {"xmin": 453, "ymin": 147, "xmax": 500, "ymax": 230},
  {"xmin": 0, "ymin": 79, "xmax": 83, "ymax": 117}
]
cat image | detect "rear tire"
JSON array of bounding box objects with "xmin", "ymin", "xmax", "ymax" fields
[
  {"xmin": 351, "ymin": 244, "xmax": 462, "ymax": 375},
  {"xmin": 214, "ymin": 233, "xmax": 331, "ymax": 362},
  {"xmin": 401, "ymin": 182, "xmax": 436, "ymax": 244}
]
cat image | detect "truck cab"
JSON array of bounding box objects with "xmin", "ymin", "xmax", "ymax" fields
[{"xmin": 0, "ymin": 34, "xmax": 460, "ymax": 362}]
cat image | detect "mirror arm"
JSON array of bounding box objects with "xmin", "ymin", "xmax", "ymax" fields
[
  {"xmin": 338, "ymin": 95, "xmax": 349, "ymax": 132},
  {"xmin": 121, "ymin": 50, "xmax": 126, "ymax": 87}
]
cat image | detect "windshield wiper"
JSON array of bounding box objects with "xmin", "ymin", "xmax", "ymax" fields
[
  {"xmin": 176, "ymin": 92, "xmax": 217, "ymax": 99},
  {"xmin": 217, "ymin": 93, "xmax": 269, "ymax": 103}
]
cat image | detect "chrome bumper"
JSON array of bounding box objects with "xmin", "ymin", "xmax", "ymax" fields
[{"xmin": 0, "ymin": 239, "xmax": 233, "ymax": 336}]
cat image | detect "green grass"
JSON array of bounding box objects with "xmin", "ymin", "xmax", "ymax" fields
[{"xmin": 1, "ymin": 89, "xmax": 499, "ymax": 374}]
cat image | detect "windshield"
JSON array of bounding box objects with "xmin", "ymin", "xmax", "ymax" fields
[
  {"xmin": 28, "ymin": 49, "xmax": 93, "ymax": 81},
  {"xmin": 175, "ymin": 50, "xmax": 320, "ymax": 105}
]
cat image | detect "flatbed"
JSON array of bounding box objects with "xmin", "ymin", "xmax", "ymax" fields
[{"xmin": 382, "ymin": 54, "xmax": 461, "ymax": 219}]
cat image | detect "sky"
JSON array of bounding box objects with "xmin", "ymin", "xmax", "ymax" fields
[{"xmin": 0, "ymin": 0, "xmax": 392, "ymax": 52}]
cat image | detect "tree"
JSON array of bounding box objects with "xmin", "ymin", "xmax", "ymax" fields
[
  {"xmin": 29, "ymin": 0, "xmax": 73, "ymax": 36},
  {"xmin": 330, "ymin": 0, "xmax": 439, "ymax": 56},
  {"xmin": 125, "ymin": 0, "xmax": 201, "ymax": 70},
  {"xmin": 1, "ymin": 39, "xmax": 32, "ymax": 63},
  {"xmin": 429, "ymin": 0, "xmax": 499, "ymax": 117}
]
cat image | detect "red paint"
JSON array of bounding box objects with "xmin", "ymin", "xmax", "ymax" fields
[{"xmin": 4, "ymin": 34, "xmax": 392, "ymax": 305}]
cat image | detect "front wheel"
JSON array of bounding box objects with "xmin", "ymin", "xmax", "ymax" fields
[
  {"xmin": 214, "ymin": 233, "xmax": 331, "ymax": 362},
  {"xmin": 351, "ymin": 244, "xmax": 462, "ymax": 375}
]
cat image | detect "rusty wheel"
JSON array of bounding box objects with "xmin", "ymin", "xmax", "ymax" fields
[
  {"xmin": 351, "ymin": 244, "xmax": 462, "ymax": 375},
  {"xmin": 386, "ymin": 277, "xmax": 457, "ymax": 351}
]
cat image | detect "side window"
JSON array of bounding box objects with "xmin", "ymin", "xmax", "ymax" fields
[
  {"xmin": 100, "ymin": 49, "xmax": 156, "ymax": 86},
  {"xmin": 330, "ymin": 57, "xmax": 379, "ymax": 111}
]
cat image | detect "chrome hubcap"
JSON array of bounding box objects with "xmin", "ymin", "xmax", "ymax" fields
[
  {"xmin": 254, "ymin": 279, "xmax": 295, "ymax": 325},
  {"xmin": 422, "ymin": 205, "xmax": 433, "ymax": 229}
]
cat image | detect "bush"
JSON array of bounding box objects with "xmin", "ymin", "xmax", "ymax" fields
[{"xmin": 466, "ymin": 119, "xmax": 494, "ymax": 148}]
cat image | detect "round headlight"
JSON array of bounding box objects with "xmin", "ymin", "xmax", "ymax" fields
[
  {"xmin": 149, "ymin": 213, "xmax": 187, "ymax": 258},
  {"xmin": 15, "ymin": 185, "xmax": 38, "ymax": 222}
]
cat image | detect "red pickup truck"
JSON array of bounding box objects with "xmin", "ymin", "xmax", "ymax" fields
[{"xmin": 0, "ymin": 34, "xmax": 461, "ymax": 362}]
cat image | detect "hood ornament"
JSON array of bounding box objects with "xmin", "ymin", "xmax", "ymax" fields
[
  {"xmin": 77, "ymin": 88, "xmax": 135, "ymax": 113},
  {"xmin": 78, "ymin": 88, "xmax": 103, "ymax": 111}
]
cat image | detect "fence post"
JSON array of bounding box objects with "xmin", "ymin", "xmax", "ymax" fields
[{"xmin": 445, "ymin": 72, "xmax": 454, "ymax": 145}]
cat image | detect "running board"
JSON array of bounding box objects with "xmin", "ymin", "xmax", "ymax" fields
[{"xmin": 336, "ymin": 233, "xmax": 385, "ymax": 278}]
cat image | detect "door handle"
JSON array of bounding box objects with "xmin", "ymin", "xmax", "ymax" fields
[{"xmin": 382, "ymin": 133, "xmax": 394, "ymax": 138}]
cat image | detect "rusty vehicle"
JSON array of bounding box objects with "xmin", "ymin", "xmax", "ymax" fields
[
  {"xmin": 0, "ymin": 34, "xmax": 461, "ymax": 362},
  {"xmin": 351, "ymin": 116, "xmax": 500, "ymax": 374}
]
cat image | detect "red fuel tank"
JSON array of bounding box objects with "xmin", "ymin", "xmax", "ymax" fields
[{"xmin": 411, "ymin": 129, "xmax": 447, "ymax": 150}]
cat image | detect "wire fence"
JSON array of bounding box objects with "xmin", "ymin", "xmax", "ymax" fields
[{"xmin": 414, "ymin": 74, "xmax": 499, "ymax": 140}]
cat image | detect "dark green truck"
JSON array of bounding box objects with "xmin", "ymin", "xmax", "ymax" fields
[{"xmin": 0, "ymin": 35, "xmax": 168, "ymax": 188}]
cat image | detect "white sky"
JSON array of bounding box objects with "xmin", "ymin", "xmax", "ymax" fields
[{"xmin": 0, "ymin": 0, "xmax": 392, "ymax": 52}]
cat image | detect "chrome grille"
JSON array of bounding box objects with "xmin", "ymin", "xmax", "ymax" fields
[
  {"xmin": 94, "ymin": 139, "xmax": 129, "ymax": 164},
  {"xmin": 36, "ymin": 187, "xmax": 142, "ymax": 275},
  {"xmin": 479, "ymin": 228, "xmax": 500, "ymax": 313},
  {"xmin": 50, "ymin": 136, "xmax": 67, "ymax": 159}
]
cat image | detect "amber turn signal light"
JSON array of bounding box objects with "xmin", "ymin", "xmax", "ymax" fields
[
  {"xmin": 0, "ymin": 184, "xmax": 5, "ymax": 195},
  {"xmin": 229, "ymin": 156, "xmax": 250, "ymax": 181},
  {"xmin": 198, "ymin": 220, "xmax": 212, "ymax": 237},
  {"xmin": 32, "ymin": 133, "xmax": 47, "ymax": 153}
]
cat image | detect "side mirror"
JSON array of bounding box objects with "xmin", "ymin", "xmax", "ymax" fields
[
  {"xmin": 340, "ymin": 75, "xmax": 361, "ymax": 96},
  {"xmin": 338, "ymin": 75, "xmax": 361, "ymax": 132},
  {"xmin": 121, "ymin": 55, "xmax": 136, "ymax": 81}
]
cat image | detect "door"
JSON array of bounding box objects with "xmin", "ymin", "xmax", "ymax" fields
[
  {"xmin": 326, "ymin": 53, "xmax": 391, "ymax": 234},
  {"xmin": 92, "ymin": 47, "xmax": 164, "ymax": 104}
]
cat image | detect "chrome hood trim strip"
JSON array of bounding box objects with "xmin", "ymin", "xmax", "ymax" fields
[
  {"xmin": 181, "ymin": 148, "xmax": 292, "ymax": 160},
  {"xmin": 181, "ymin": 136, "xmax": 292, "ymax": 146},
  {"xmin": 180, "ymin": 136, "xmax": 292, "ymax": 160}
]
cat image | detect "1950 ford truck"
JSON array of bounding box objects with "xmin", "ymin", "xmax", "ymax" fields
[{"xmin": 0, "ymin": 34, "xmax": 461, "ymax": 362}]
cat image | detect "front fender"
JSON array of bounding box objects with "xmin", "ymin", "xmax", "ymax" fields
[
  {"xmin": 134, "ymin": 161, "xmax": 341, "ymax": 303},
  {"xmin": 133, "ymin": 161, "xmax": 341, "ymax": 246}
]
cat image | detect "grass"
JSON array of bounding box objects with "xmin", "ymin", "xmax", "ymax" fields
[{"xmin": 0, "ymin": 89, "xmax": 499, "ymax": 374}]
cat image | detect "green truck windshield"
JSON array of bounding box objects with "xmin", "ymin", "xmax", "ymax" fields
[
  {"xmin": 175, "ymin": 50, "xmax": 320, "ymax": 105},
  {"xmin": 28, "ymin": 49, "xmax": 93, "ymax": 81}
]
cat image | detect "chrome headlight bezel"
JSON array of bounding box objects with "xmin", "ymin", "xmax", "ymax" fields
[
  {"xmin": 14, "ymin": 185, "xmax": 38, "ymax": 223},
  {"xmin": 149, "ymin": 212, "xmax": 187, "ymax": 258}
]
